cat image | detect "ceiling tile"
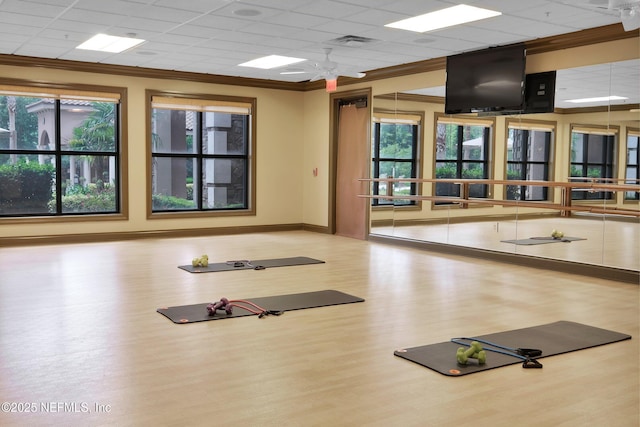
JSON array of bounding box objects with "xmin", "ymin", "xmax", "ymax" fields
[{"xmin": 0, "ymin": 0, "xmax": 634, "ymax": 107}]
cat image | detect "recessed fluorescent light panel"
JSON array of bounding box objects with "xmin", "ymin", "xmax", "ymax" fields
[
  {"xmin": 239, "ymin": 55, "xmax": 306, "ymax": 69},
  {"xmin": 385, "ymin": 4, "xmax": 502, "ymax": 33},
  {"xmin": 565, "ymin": 96, "xmax": 628, "ymax": 103},
  {"xmin": 76, "ymin": 34, "xmax": 145, "ymax": 53}
]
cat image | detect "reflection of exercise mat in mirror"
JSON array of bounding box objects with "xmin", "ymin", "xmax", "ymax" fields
[{"xmin": 501, "ymin": 236, "xmax": 586, "ymax": 245}]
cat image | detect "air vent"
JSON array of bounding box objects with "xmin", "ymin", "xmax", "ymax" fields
[{"xmin": 326, "ymin": 35, "xmax": 378, "ymax": 47}]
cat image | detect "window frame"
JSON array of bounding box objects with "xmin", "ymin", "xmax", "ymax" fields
[
  {"xmin": 433, "ymin": 113, "xmax": 495, "ymax": 206},
  {"xmin": 0, "ymin": 78, "xmax": 128, "ymax": 223},
  {"xmin": 504, "ymin": 119, "xmax": 556, "ymax": 202},
  {"xmin": 569, "ymin": 124, "xmax": 618, "ymax": 201},
  {"xmin": 624, "ymin": 127, "xmax": 639, "ymax": 201},
  {"xmin": 146, "ymin": 90, "xmax": 257, "ymax": 219},
  {"xmin": 371, "ymin": 109, "xmax": 423, "ymax": 208}
]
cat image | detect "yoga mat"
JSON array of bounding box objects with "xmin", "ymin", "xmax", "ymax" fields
[
  {"xmin": 157, "ymin": 289, "xmax": 364, "ymax": 324},
  {"xmin": 394, "ymin": 321, "xmax": 631, "ymax": 376},
  {"xmin": 179, "ymin": 256, "xmax": 325, "ymax": 273},
  {"xmin": 501, "ymin": 236, "xmax": 586, "ymax": 245}
]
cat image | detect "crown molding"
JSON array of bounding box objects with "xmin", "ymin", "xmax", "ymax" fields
[
  {"xmin": 0, "ymin": 53, "xmax": 305, "ymax": 91},
  {"xmin": 0, "ymin": 24, "xmax": 636, "ymax": 92}
]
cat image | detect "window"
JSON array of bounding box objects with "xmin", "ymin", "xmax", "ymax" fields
[
  {"xmin": 0, "ymin": 82, "xmax": 123, "ymax": 217},
  {"xmin": 435, "ymin": 115, "xmax": 493, "ymax": 204},
  {"xmin": 570, "ymin": 125, "xmax": 617, "ymax": 200},
  {"xmin": 148, "ymin": 92, "xmax": 255, "ymax": 215},
  {"xmin": 371, "ymin": 111, "xmax": 421, "ymax": 206},
  {"xmin": 506, "ymin": 121, "xmax": 554, "ymax": 201},
  {"xmin": 625, "ymin": 128, "xmax": 639, "ymax": 201}
]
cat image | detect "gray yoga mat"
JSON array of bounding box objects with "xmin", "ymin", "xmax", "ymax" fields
[
  {"xmin": 179, "ymin": 256, "xmax": 325, "ymax": 273},
  {"xmin": 501, "ymin": 236, "xmax": 586, "ymax": 245},
  {"xmin": 394, "ymin": 321, "xmax": 631, "ymax": 376},
  {"xmin": 157, "ymin": 289, "xmax": 364, "ymax": 324}
]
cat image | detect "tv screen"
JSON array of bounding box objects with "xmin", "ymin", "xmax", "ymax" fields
[{"xmin": 445, "ymin": 44, "xmax": 526, "ymax": 114}]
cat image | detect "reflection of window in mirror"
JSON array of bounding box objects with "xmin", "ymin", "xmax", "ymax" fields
[
  {"xmin": 569, "ymin": 124, "xmax": 619, "ymax": 201},
  {"xmin": 505, "ymin": 120, "xmax": 556, "ymax": 202},
  {"xmin": 434, "ymin": 115, "xmax": 494, "ymax": 204},
  {"xmin": 371, "ymin": 110, "xmax": 422, "ymax": 207},
  {"xmin": 625, "ymin": 128, "xmax": 639, "ymax": 200}
]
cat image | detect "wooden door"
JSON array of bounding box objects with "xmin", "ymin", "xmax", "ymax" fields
[{"xmin": 335, "ymin": 102, "xmax": 369, "ymax": 239}]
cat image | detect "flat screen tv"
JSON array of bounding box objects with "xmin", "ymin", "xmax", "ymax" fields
[{"xmin": 445, "ymin": 43, "xmax": 526, "ymax": 114}]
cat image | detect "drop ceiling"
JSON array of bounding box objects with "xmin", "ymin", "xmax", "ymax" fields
[{"xmin": 0, "ymin": 0, "xmax": 637, "ymax": 107}]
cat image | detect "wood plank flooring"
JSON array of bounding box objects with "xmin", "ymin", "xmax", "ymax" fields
[{"xmin": 0, "ymin": 231, "xmax": 637, "ymax": 426}]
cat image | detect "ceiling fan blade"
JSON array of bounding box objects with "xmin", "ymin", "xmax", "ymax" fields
[
  {"xmin": 608, "ymin": 0, "xmax": 640, "ymax": 9},
  {"xmin": 338, "ymin": 71, "xmax": 366, "ymax": 79}
]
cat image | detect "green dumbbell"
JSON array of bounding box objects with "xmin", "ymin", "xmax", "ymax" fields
[
  {"xmin": 191, "ymin": 254, "xmax": 209, "ymax": 267},
  {"xmin": 456, "ymin": 341, "xmax": 487, "ymax": 365}
]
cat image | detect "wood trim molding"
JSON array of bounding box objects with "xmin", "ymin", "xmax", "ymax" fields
[
  {"xmin": 0, "ymin": 53, "xmax": 306, "ymax": 91},
  {"xmin": 556, "ymin": 103, "xmax": 640, "ymax": 114},
  {"xmin": 0, "ymin": 24, "xmax": 635, "ymax": 92},
  {"xmin": 302, "ymin": 223, "xmax": 331, "ymax": 234},
  {"xmin": 374, "ymin": 92, "xmax": 639, "ymax": 115},
  {"xmin": 0, "ymin": 223, "xmax": 308, "ymax": 247},
  {"xmin": 374, "ymin": 93, "xmax": 445, "ymax": 104},
  {"xmin": 524, "ymin": 23, "xmax": 638, "ymax": 55}
]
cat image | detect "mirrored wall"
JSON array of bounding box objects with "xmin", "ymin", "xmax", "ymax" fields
[{"xmin": 369, "ymin": 59, "xmax": 640, "ymax": 273}]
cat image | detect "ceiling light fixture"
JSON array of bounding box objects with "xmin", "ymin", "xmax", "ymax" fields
[
  {"xmin": 565, "ymin": 95, "xmax": 628, "ymax": 103},
  {"xmin": 76, "ymin": 34, "xmax": 146, "ymax": 53},
  {"xmin": 239, "ymin": 55, "xmax": 306, "ymax": 69},
  {"xmin": 385, "ymin": 4, "xmax": 502, "ymax": 33}
]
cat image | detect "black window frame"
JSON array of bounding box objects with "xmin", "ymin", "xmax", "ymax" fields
[
  {"xmin": 570, "ymin": 127, "xmax": 617, "ymax": 201},
  {"xmin": 624, "ymin": 129, "xmax": 639, "ymax": 201},
  {"xmin": 434, "ymin": 116, "xmax": 493, "ymax": 205},
  {"xmin": 147, "ymin": 91, "xmax": 256, "ymax": 217},
  {"xmin": 506, "ymin": 122, "xmax": 554, "ymax": 201},
  {"xmin": 0, "ymin": 81, "xmax": 125, "ymax": 219},
  {"xmin": 371, "ymin": 117, "xmax": 420, "ymax": 207}
]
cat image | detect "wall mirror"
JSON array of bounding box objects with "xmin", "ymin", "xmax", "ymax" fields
[{"xmin": 369, "ymin": 59, "xmax": 639, "ymax": 273}]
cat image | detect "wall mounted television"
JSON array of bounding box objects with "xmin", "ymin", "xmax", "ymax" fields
[{"xmin": 445, "ymin": 43, "xmax": 526, "ymax": 115}]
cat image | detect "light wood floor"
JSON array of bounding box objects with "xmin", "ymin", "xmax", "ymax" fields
[
  {"xmin": 372, "ymin": 215, "xmax": 640, "ymax": 271},
  {"xmin": 0, "ymin": 231, "xmax": 638, "ymax": 426}
]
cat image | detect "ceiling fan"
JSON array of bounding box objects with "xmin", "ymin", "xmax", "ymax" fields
[
  {"xmin": 308, "ymin": 48, "xmax": 366, "ymax": 82},
  {"xmin": 610, "ymin": 0, "xmax": 640, "ymax": 30},
  {"xmin": 573, "ymin": 0, "xmax": 640, "ymax": 30},
  {"xmin": 281, "ymin": 48, "xmax": 366, "ymax": 92}
]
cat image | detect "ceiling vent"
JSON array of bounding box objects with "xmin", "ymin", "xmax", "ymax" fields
[{"xmin": 326, "ymin": 35, "xmax": 379, "ymax": 47}]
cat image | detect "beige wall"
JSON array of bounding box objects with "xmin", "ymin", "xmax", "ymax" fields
[
  {"xmin": 0, "ymin": 64, "xmax": 310, "ymax": 238},
  {"xmin": 302, "ymin": 90, "xmax": 331, "ymax": 227},
  {"xmin": 0, "ymin": 36, "xmax": 638, "ymax": 240}
]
